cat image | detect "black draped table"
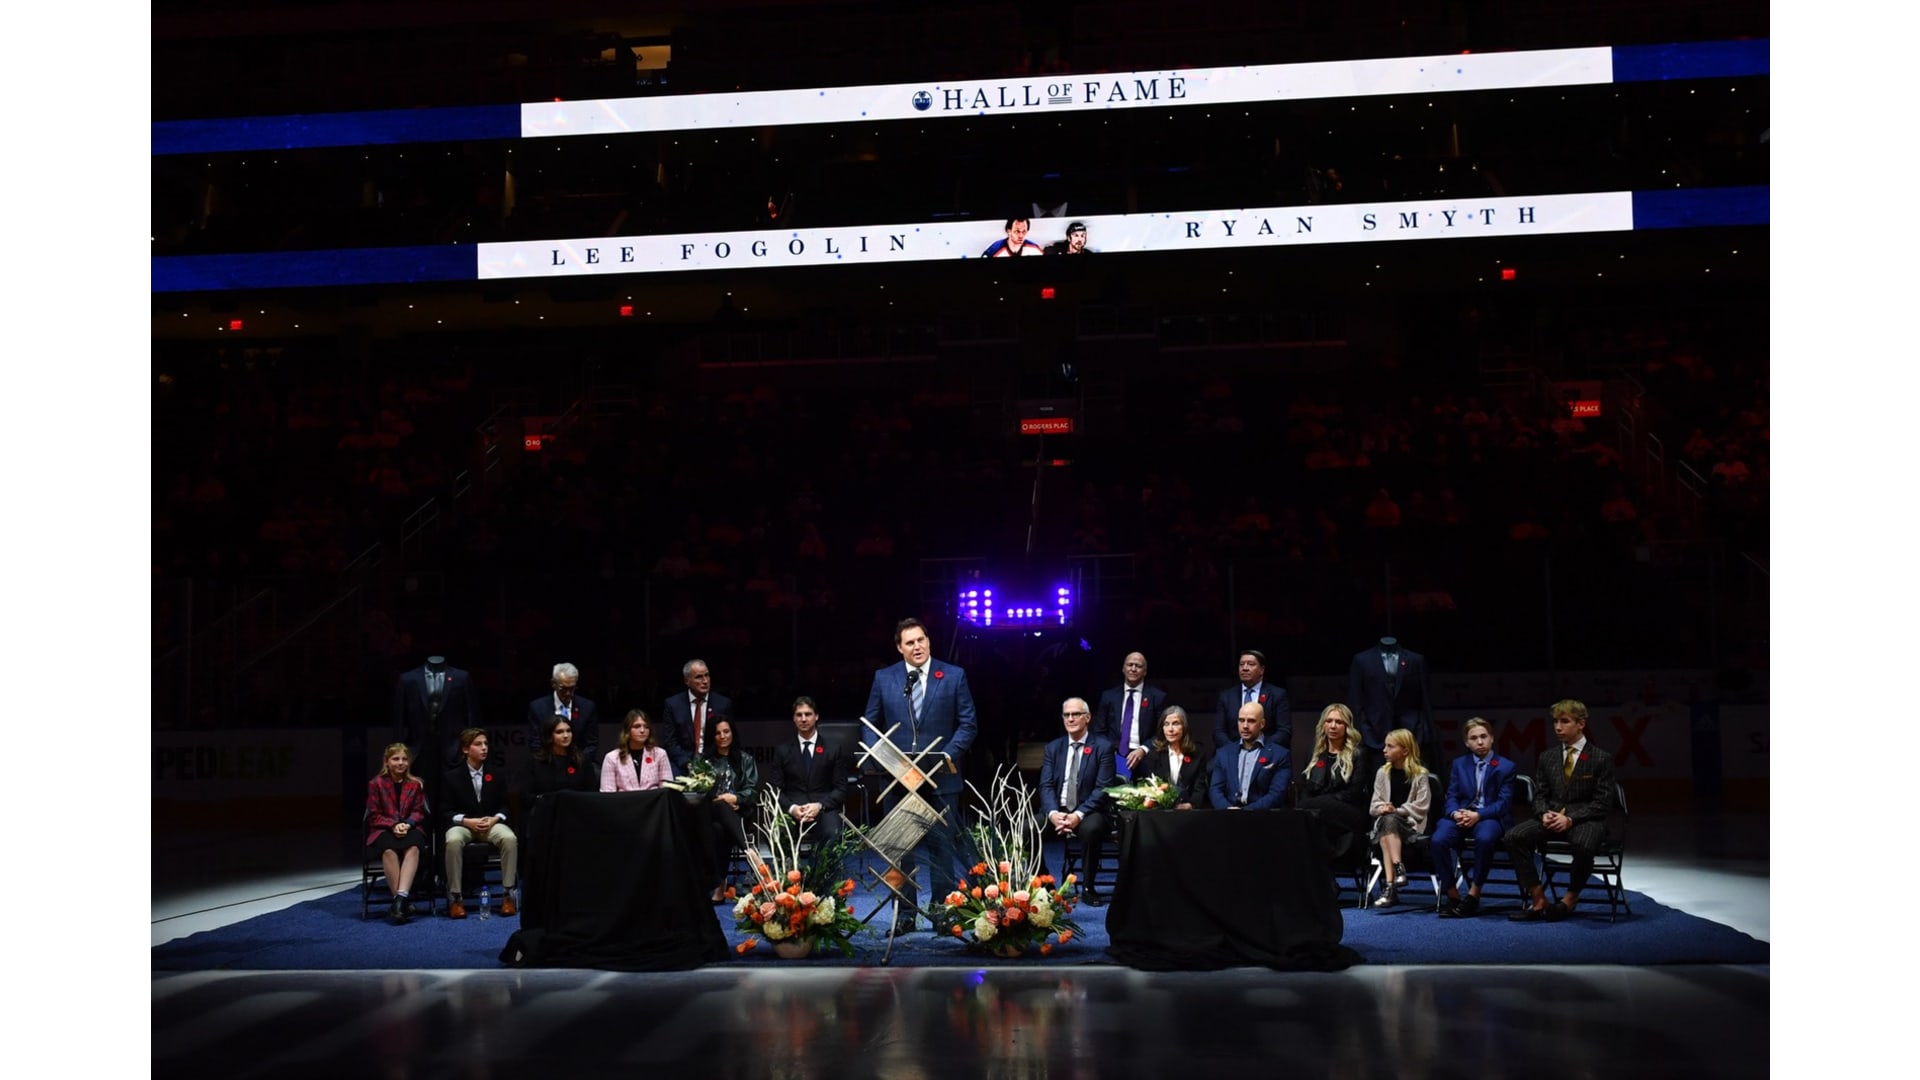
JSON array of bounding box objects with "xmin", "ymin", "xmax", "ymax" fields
[
  {"xmin": 1104, "ymin": 809, "xmax": 1362, "ymax": 971},
  {"xmin": 501, "ymin": 789, "xmax": 731, "ymax": 971}
]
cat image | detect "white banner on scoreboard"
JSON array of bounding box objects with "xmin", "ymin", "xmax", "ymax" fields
[
  {"xmin": 476, "ymin": 190, "xmax": 1634, "ymax": 279},
  {"xmin": 521, "ymin": 48, "xmax": 1611, "ymax": 138}
]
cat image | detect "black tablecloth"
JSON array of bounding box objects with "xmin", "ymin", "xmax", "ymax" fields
[
  {"xmin": 1104, "ymin": 809, "xmax": 1362, "ymax": 971},
  {"xmin": 501, "ymin": 790, "xmax": 731, "ymax": 971}
]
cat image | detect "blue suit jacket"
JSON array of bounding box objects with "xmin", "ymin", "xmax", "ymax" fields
[
  {"xmin": 1442, "ymin": 752, "xmax": 1519, "ymax": 822},
  {"xmin": 1208, "ymin": 738, "xmax": 1291, "ymax": 811},
  {"xmin": 1038, "ymin": 734, "xmax": 1117, "ymax": 817},
  {"xmin": 864, "ymin": 660, "xmax": 977, "ymax": 794},
  {"xmin": 1214, "ymin": 682, "xmax": 1291, "ymax": 758}
]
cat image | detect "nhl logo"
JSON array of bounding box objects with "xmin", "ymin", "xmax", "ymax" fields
[{"xmin": 911, "ymin": 90, "xmax": 932, "ymax": 111}]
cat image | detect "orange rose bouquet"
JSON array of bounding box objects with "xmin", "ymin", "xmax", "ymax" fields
[
  {"xmin": 727, "ymin": 787, "xmax": 868, "ymax": 957},
  {"xmin": 931, "ymin": 768, "xmax": 1084, "ymax": 956}
]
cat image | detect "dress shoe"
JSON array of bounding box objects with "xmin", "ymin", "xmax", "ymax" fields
[
  {"xmin": 1082, "ymin": 889, "xmax": 1106, "ymax": 908},
  {"xmin": 1392, "ymin": 864, "xmax": 1408, "ymax": 887},
  {"xmin": 388, "ymin": 897, "xmax": 407, "ymax": 925},
  {"xmin": 500, "ymin": 896, "xmax": 517, "ymax": 918},
  {"xmin": 1454, "ymin": 895, "xmax": 1480, "ymax": 918},
  {"xmin": 1508, "ymin": 905, "xmax": 1546, "ymax": 922},
  {"xmin": 1437, "ymin": 897, "xmax": 1460, "ymax": 918},
  {"xmin": 1372, "ymin": 885, "xmax": 1398, "ymax": 909},
  {"xmin": 448, "ymin": 898, "xmax": 468, "ymax": 920},
  {"xmin": 1543, "ymin": 902, "xmax": 1571, "ymax": 921}
]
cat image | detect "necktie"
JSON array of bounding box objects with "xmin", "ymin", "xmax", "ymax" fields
[
  {"xmin": 911, "ymin": 669, "xmax": 926, "ymax": 720},
  {"xmin": 1123, "ymin": 689, "xmax": 1137, "ymax": 744},
  {"xmin": 1474, "ymin": 758, "xmax": 1487, "ymax": 808},
  {"xmin": 471, "ymin": 768, "xmax": 483, "ymax": 801},
  {"xmin": 1563, "ymin": 746, "xmax": 1578, "ymax": 781},
  {"xmin": 1063, "ymin": 742, "xmax": 1081, "ymax": 807},
  {"xmin": 1243, "ymin": 685, "xmax": 1255, "ymax": 705},
  {"xmin": 694, "ymin": 697, "xmax": 705, "ymax": 754},
  {"xmin": 802, "ymin": 739, "xmax": 813, "ymax": 764}
]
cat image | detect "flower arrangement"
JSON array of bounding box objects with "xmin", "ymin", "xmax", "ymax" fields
[
  {"xmin": 727, "ymin": 786, "xmax": 867, "ymax": 957},
  {"xmin": 930, "ymin": 768, "xmax": 1084, "ymax": 956},
  {"xmin": 1102, "ymin": 774, "xmax": 1175, "ymax": 811},
  {"xmin": 664, "ymin": 757, "xmax": 717, "ymax": 794}
]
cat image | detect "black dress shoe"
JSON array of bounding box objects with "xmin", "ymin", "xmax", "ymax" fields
[
  {"xmin": 388, "ymin": 897, "xmax": 406, "ymax": 925},
  {"xmin": 1455, "ymin": 895, "xmax": 1480, "ymax": 918},
  {"xmin": 1082, "ymin": 889, "xmax": 1106, "ymax": 908},
  {"xmin": 1508, "ymin": 906, "xmax": 1546, "ymax": 922},
  {"xmin": 1544, "ymin": 902, "xmax": 1572, "ymax": 921},
  {"xmin": 1437, "ymin": 898, "xmax": 1460, "ymax": 918}
]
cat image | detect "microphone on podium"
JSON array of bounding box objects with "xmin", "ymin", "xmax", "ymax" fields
[{"xmin": 904, "ymin": 668, "xmax": 920, "ymax": 697}]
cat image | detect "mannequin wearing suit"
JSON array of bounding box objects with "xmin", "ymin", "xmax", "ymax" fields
[
  {"xmin": 1140, "ymin": 705, "xmax": 1208, "ymax": 809},
  {"xmin": 1207, "ymin": 703, "xmax": 1291, "ymax": 811},
  {"xmin": 765, "ymin": 697, "xmax": 856, "ymax": 850},
  {"xmin": 1094, "ymin": 651, "xmax": 1169, "ymax": 778},
  {"xmin": 441, "ymin": 728, "xmax": 518, "ymax": 919},
  {"xmin": 527, "ymin": 662, "xmax": 599, "ymax": 766},
  {"xmin": 1347, "ymin": 638, "xmax": 1433, "ymax": 779},
  {"xmin": 1215, "ymin": 649, "xmax": 1290, "ymax": 759},
  {"xmin": 1506, "ymin": 700, "xmax": 1618, "ymax": 921},
  {"xmin": 863, "ymin": 618, "xmax": 978, "ymax": 928},
  {"xmin": 1431, "ymin": 717, "xmax": 1518, "ymax": 918},
  {"xmin": 1039, "ymin": 699, "xmax": 1117, "ymax": 904},
  {"xmin": 392, "ymin": 656, "xmax": 477, "ymax": 768},
  {"xmin": 660, "ymin": 658, "xmax": 734, "ymax": 771}
]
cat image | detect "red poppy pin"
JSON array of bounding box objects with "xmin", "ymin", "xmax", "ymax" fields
[
  {"xmin": 933, "ymin": 670, "xmax": 945, "ymax": 680},
  {"xmin": 1258, "ymin": 757, "xmax": 1269, "ymax": 765},
  {"xmin": 1490, "ymin": 758, "xmax": 1501, "ymax": 766},
  {"xmin": 1578, "ymin": 753, "xmax": 1589, "ymax": 762},
  {"xmin": 566, "ymin": 766, "xmax": 576, "ymax": 775},
  {"xmin": 1182, "ymin": 756, "xmax": 1192, "ymax": 764},
  {"xmin": 1081, "ymin": 745, "xmax": 1092, "ymax": 756},
  {"xmin": 484, "ymin": 773, "xmax": 493, "ymax": 782},
  {"xmin": 645, "ymin": 754, "xmax": 654, "ymax": 765},
  {"xmin": 814, "ymin": 745, "xmax": 825, "ymax": 755},
  {"xmin": 1258, "ymin": 694, "xmax": 1267, "ymax": 704}
]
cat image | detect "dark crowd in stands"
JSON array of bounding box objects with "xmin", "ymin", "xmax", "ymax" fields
[{"xmin": 153, "ymin": 292, "xmax": 1767, "ymax": 746}]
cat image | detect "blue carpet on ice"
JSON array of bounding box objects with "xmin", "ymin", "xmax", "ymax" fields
[{"xmin": 153, "ymin": 879, "xmax": 1766, "ymax": 971}]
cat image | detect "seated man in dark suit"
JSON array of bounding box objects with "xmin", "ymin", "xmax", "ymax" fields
[
  {"xmin": 526, "ymin": 662, "xmax": 598, "ymax": 766},
  {"xmin": 442, "ymin": 727, "xmax": 519, "ymax": 920},
  {"xmin": 1506, "ymin": 699, "xmax": 1618, "ymax": 922},
  {"xmin": 1094, "ymin": 651, "xmax": 1168, "ymax": 778},
  {"xmin": 661, "ymin": 658, "xmax": 734, "ymax": 772},
  {"xmin": 1214, "ymin": 649, "xmax": 1290, "ymax": 759},
  {"xmin": 764, "ymin": 696, "xmax": 856, "ymax": 850},
  {"xmin": 1208, "ymin": 702, "xmax": 1291, "ymax": 811},
  {"xmin": 1039, "ymin": 697, "xmax": 1118, "ymax": 905}
]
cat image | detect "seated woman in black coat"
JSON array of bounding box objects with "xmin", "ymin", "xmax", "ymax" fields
[
  {"xmin": 520, "ymin": 715, "xmax": 597, "ymax": 811},
  {"xmin": 1142, "ymin": 705, "xmax": 1208, "ymax": 809},
  {"xmin": 696, "ymin": 715, "xmax": 760, "ymax": 902},
  {"xmin": 1297, "ymin": 703, "xmax": 1372, "ymax": 862}
]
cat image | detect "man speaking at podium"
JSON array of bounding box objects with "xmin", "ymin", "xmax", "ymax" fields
[{"xmin": 864, "ymin": 617, "xmax": 977, "ymax": 932}]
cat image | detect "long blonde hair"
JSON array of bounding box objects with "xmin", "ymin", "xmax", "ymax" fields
[
  {"xmin": 1312, "ymin": 703, "xmax": 1360, "ymax": 782},
  {"xmin": 375, "ymin": 742, "xmax": 420, "ymax": 785},
  {"xmin": 1380, "ymin": 728, "xmax": 1428, "ymax": 782}
]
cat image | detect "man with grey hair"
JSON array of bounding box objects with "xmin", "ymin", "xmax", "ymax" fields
[
  {"xmin": 662, "ymin": 658, "xmax": 734, "ymax": 772},
  {"xmin": 527, "ymin": 662, "xmax": 599, "ymax": 765},
  {"xmin": 1038, "ymin": 696, "xmax": 1116, "ymax": 906}
]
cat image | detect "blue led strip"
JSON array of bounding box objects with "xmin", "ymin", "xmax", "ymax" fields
[
  {"xmin": 152, "ymin": 246, "xmax": 478, "ymax": 292},
  {"xmin": 1631, "ymin": 187, "xmax": 1769, "ymax": 229},
  {"xmin": 1612, "ymin": 39, "xmax": 1769, "ymax": 83},
  {"xmin": 153, "ymin": 39, "xmax": 1767, "ymax": 156},
  {"xmin": 152, "ymin": 104, "xmax": 521, "ymax": 156}
]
